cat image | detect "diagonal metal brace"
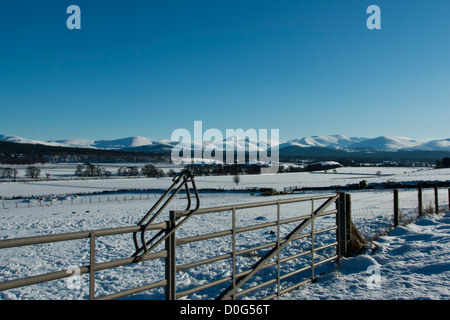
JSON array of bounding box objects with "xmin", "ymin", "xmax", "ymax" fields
[
  {"xmin": 217, "ymin": 194, "xmax": 339, "ymax": 300},
  {"xmin": 132, "ymin": 170, "xmax": 200, "ymax": 259}
]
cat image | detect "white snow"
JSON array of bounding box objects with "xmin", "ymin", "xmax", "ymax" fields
[
  {"xmin": 1, "ymin": 166, "xmax": 449, "ymax": 199},
  {"xmin": 0, "ymin": 166, "xmax": 449, "ymax": 300},
  {"xmin": 2, "ymin": 133, "xmax": 450, "ymax": 151},
  {"xmin": 284, "ymin": 135, "xmax": 367, "ymax": 149},
  {"xmin": 279, "ymin": 211, "xmax": 450, "ymax": 300},
  {"xmin": 346, "ymin": 136, "xmax": 423, "ymax": 151}
]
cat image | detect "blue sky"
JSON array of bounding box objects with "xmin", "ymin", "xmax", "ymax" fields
[{"xmin": 1, "ymin": 0, "xmax": 449, "ymax": 141}]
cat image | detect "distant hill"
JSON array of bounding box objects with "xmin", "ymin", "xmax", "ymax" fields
[
  {"xmin": 2, "ymin": 133, "xmax": 450, "ymax": 152},
  {"xmin": 282, "ymin": 135, "xmax": 367, "ymax": 149},
  {"xmin": 0, "ymin": 140, "xmax": 170, "ymax": 164},
  {"xmin": 1, "ymin": 133, "xmax": 450, "ymax": 165},
  {"xmin": 345, "ymin": 136, "xmax": 422, "ymax": 151}
]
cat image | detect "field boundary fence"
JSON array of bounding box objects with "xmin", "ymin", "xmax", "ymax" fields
[
  {"xmin": 1, "ymin": 175, "xmax": 448, "ymax": 300},
  {"xmin": 349, "ymin": 186, "xmax": 450, "ymax": 241},
  {"xmin": 0, "ymin": 173, "xmax": 348, "ymax": 300},
  {"xmin": 0, "ymin": 192, "xmax": 166, "ymax": 210}
]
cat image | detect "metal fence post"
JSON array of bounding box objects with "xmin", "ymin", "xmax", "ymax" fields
[
  {"xmin": 394, "ymin": 189, "xmax": 400, "ymax": 227},
  {"xmin": 89, "ymin": 232, "xmax": 96, "ymax": 300},
  {"xmin": 434, "ymin": 186, "xmax": 439, "ymax": 214},
  {"xmin": 165, "ymin": 212, "xmax": 177, "ymax": 300},
  {"xmin": 336, "ymin": 192, "xmax": 347, "ymax": 261},
  {"xmin": 232, "ymin": 207, "xmax": 236, "ymax": 300},
  {"xmin": 418, "ymin": 186, "xmax": 423, "ymax": 216},
  {"xmin": 310, "ymin": 199, "xmax": 315, "ymax": 282}
]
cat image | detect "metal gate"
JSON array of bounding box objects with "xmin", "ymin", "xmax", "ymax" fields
[{"xmin": 0, "ymin": 173, "xmax": 345, "ymax": 300}]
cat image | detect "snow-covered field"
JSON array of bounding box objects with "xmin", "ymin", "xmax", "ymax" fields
[
  {"xmin": 1, "ymin": 165, "xmax": 449, "ymax": 199},
  {"xmin": 0, "ymin": 166, "xmax": 449, "ymax": 300},
  {"xmin": 279, "ymin": 211, "xmax": 450, "ymax": 300}
]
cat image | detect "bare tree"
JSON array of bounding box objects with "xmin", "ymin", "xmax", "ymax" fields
[
  {"xmin": 0, "ymin": 168, "xmax": 17, "ymax": 179},
  {"xmin": 75, "ymin": 164, "xmax": 85, "ymax": 176},
  {"xmin": 141, "ymin": 164, "xmax": 164, "ymax": 178},
  {"xmin": 25, "ymin": 166, "xmax": 41, "ymax": 179},
  {"xmin": 233, "ymin": 174, "xmax": 241, "ymax": 186}
]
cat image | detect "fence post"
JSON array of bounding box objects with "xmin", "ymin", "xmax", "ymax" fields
[
  {"xmin": 418, "ymin": 186, "xmax": 423, "ymax": 216},
  {"xmin": 89, "ymin": 232, "xmax": 96, "ymax": 300},
  {"xmin": 394, "ymin": 189, "xmax": 400, "ymax": 227},
  {"xmin": 165, "ymin": 212, "xmax": 177, "ymax": 300},
  {"xmin": 336, "ymin": 192, "xmax": 347, "ymax": 261},
  {"xmin": 448, "ymin": 188, "xmax": 450, "ymax": 211},
  {"xmin": 345, "ymin": 194, "xmax": 352, "ymax": 247},
  {"xmin": 434, "ymin": 186, "xmax": 439, "ymax": 214}
]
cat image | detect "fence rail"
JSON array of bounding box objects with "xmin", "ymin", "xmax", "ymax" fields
[
  {"xmin": 2, "ymin": 184, "xmax": 448, "ymax": 300},
  {"xmin": 0, "ymin": 192, "xmax": 343, "ymax": 300},
  {"xmin": 350, "ymin": 187, "xmax": 450, "ymax": 241},
  {"xmin": 1, "ymin": 192, "xmax": 164, "ymax": 210}
]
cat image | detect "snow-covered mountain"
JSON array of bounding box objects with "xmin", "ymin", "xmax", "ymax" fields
[
  {"xmin": 87, "ymin": 137, "xmax": 172, "ymax": 150},
  {"xmin": 281, "ymin": 135, "xmax": 367, "ymax": 149},
  {"xmin": 405, "ymin": 138, "xmax": 450, "ymax": 151},
  {"xmin": 1, "ymin": 134, "xmax": 450, "ymax": 152},
  {"xmin": 345, "ymin": 136, "xmax": 424, "ymax": 151},
  {"xmin": 0, "ymin": 134, "xmax": 65, "ymax": 147},
  {"xmin": 283, "ymin": 135, "xmax": 450, "ymax": 152},
  {"xmin": 0, "ymin": 135, "xmax": 174, "ymax": 150}
]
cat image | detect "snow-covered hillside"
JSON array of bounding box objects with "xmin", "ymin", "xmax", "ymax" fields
[
  {"xmin": 2, "ymin": 133, "xmax": 450, "ymax": 152},
  {"xmin": 346, "ymin": 136, "xmax": 422, "ymax": 151},
  {"xmin": 282, "ymin": 135, "xmax": 367, "ymax": 149}
]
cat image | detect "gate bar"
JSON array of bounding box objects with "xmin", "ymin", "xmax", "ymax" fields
[{"xmin": 217, "ymin": 194, "xmax": 339, "ymax": 300}]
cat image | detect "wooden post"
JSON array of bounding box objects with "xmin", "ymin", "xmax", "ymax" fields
[
  {"xmin": 394, "ymin": 189, "xmax": 400, "ymax": 227},
  {"xmin": 434, "ymin": 186, "xmax": 439, "ymax": 214},
  {"xmin": 345, "ymin": 194, "xmax": 352, "ymax": 247},
  {"xmin": 418, "ymin": 186, "xmax": 423, "ymax": 216},
  {"xmin": 336, "ymin": 193, "xmax": 347, "ymax": 260}
]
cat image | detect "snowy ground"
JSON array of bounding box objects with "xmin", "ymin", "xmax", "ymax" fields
[
  {"xmin": 279, "ymin": 211, "xmax": 450, "ymax": 300},
  {"xmin": 1, "ymin": 166, "xmax": 449, "ymax": 199},
  {"xmin": 0, "ymin": 166, "xmax": 449, "ymax": 300}
]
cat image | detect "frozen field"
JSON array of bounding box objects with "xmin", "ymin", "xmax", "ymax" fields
[
  {"xmin": 0, "ymin": 166, "xmax": 449, "ymax": 300},
  {"xmin": 279, "ymin": 210, "xmax": 450, "ymax": 300},
  {"xmin": 1, "ymin": 166, "xmax": 449, "ymax": 198}
]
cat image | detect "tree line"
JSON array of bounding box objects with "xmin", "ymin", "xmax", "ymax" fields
[
  {"xmin": 436, "ymin": 157, "xmax": 450, "ymax": 168},
  {"xmin": 182, "ymin": 162, "xmax": 342, "ymax": 176},
  {"xmin": 0, "ymin": 163, "xmax": 170, "ymax": 181},
  {"xmin": 0, "ymin": 140, "xmax": 171, "ymax": 165},
  {"xmin": 75, "ymin": 163, "xmax": 168, "ymax": 178},
  {"xmin": 0, "ymin": 166, "xmax": 41, "ymax": 180}
]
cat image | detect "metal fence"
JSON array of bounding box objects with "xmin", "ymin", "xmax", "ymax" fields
[
  {"xmin": 349, "ymin": 187, "xmax": 450, "ymax": 241},
  {"xmin": 1, "ymin": 192, "xmax": 163, "ymax": 210},
  {"xmin": 2, "ymin": 177, "xmax": 448, "ymax": 300},
  {"xmin": 0, "ymin": 191, "xmax": 343, "ymax": 300}
]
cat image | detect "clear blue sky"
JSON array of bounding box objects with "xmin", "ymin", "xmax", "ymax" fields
[{"xmin": 1, "ymin": 0, "xmax": 449, "ymax": 141}]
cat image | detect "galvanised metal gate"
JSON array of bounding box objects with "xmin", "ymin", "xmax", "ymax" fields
[
  {"xmin": 168, "ymin": 193, "xmax": 341, "ymax": 300},
  {"xmin": 0, "ymin": 173, "xmax": 346, "ymax": 300}
]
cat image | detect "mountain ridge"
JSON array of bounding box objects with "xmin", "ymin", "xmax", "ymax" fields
[{"xmin": 1, "ymin": 134, "xmax": 449, "ymax": 152}]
